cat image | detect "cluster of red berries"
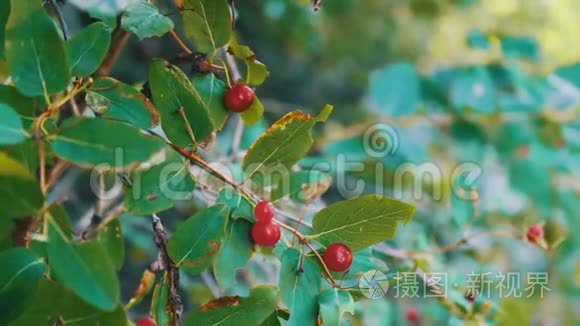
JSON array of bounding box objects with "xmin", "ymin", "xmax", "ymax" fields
[
  {"xmin": 250, "ymin": 200, "xmax": 354, "ymax": 272},
  {"xmin": 224, "ymin": 83, "xmax": 255, "ymax": 113},
  {"xmin": 251, "ymin": 201, "xmax": 281, "ymax": 246}
]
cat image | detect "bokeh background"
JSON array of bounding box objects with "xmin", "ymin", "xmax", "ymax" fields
[{"xmin": 41, "ymin": 0, "xmax": 580, "ymax": 324}]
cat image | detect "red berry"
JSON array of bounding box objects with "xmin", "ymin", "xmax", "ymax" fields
[
  {"xmin": 526, "ymin": 224, "xmax": 544, "ymax": 243},
  {"xmin": 323, "ymin": 243, "xmax": 353, "ymax": 272},
  {"xmin": 224, "ymin": 83, "xmax": 254, "ymax": 112},
  {"xmin": 254, "ymin": 200, "xmax": 275, "ymax": 222},
  {"xmin": 405, "ymin": 307, "xmax": 420, "ymax": 324},
  {"xmin": 251, "ymin": 222, "xmax": 281, "ymax": 246},
  {"xmin": 136, "ymin": 316, "xmax": 156, "ymax": 326}
]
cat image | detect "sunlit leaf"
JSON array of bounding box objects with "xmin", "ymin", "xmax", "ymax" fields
[
  {"xmin": 309, "ymin": 194, "xmax": 415, "ymax": 251},
  {"xmin": 181, "ymin": 0, "xmax": 231, "ymax": 53},
  {"xmin": 0, "ymin": 152, "xmax": 44, "ymax": 219},
  {"xmin": 185, "ymin": 286, "xmax": 279, "ymax": 325}
]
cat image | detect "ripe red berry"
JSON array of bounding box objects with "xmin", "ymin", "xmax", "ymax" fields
[
  {"xmin": 224, "ymin": 83, "xmax": 254, "ymax": 112},
  {"xmin": 136, "ymin": 316, "xmax": 156, "ymax": 326},
  {"xmin": 323, "ymin": 243, "xmax": 353, "ymax": 272},
  {"xmin": 405, "ymin": 307, "xmax": 420, "ymax": 324},
  {"xmin": 251, "ymin": 222, "xmax": 281, "ymax": 246},
  {"xmin": 526, "ymin": 224, "xmax": 544, "ymax": 243},
  {"xmin": 254, "ymin": 200, "xmax": 275, "ymax": 222}
]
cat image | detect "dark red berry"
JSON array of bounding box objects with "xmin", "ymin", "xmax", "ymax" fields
[
  {"xmin": 224, "ymin": 83, "xmax": 254, "ymax": 112},
  {"xmin": 526, "ymin": 224, "xmax": 544, "ymax": 243},
  {"xmin": 254, "ymin": 200, "xmax": 275, "ymax": 222},
  {"xmin": 405, "ymin": 307, "xmax": 420, "ymax": 324},
  {"xmin": 323, "ymin": 243, "xmax": 353, "ymax": 272},
  {"xmin": 136, "ymin": 316, "xmax": 156, "ymax": 326},
  {"xmin": 251, "ymin": 222, "xmax": 281, "ymax": 246}
]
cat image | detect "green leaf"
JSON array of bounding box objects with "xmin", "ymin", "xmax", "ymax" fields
[
  {"xmin": 213, "ymin": 219, "xmax": 253, "ymax": 291},
  {"xmin": 216, "ymin": 186, "xmax": 253, "ymax": 221},
  {"xmin": 96, "ymin": 219, "xmax": 125, "ymax": 270},
  {"xmin": 51, "ymin": 117, "xmax": 165, "ymax": 169},
  {"xmin": 121, "ymin": 1, "xmax": 174, "ymax": 39},
  {"xmin": 87, "ymin": 77, "xmax": 160, "ymax": 129},
  {"xmin": 5, "ymin": 0, "xmax": 70, "ymax": 96},
  {"xmin": 185, "ymin": 286, "xmax": 279, "ymax": 326},
  {"xmin": 243, "ymin": 105, "xmax": 333, "ymax": 177},
  {"xmin": 47, "ymin": 219, "xmax": 120, "ymax": 311},
  {"xmin": 149, "ymin": 59, "xmax": 220, "ymax": 146},
  {"xmin": 151, "ymin": 274, "xmax": 172, "ymax": 326},
  {"xmin": 167, "ymin": 204, "xmax": 229, "ymax": 275},
  {"xmin": 0, "ymin": 152, "xmax": 44, "ymax": 219},
  {"xmin": 0, "ymin": 248, "xmax": 46, "ymax": 325},
  {"xmin": 0, "ymin": 103, "xmax": 27, "ymax": 144},
  {"xmin": 67, "ymin": 22, "xmax": 111, "ymax": 77},
  {"xmin": 266, "ymin": 170, "xmax": 332, "ymax": 203},
  {"xmin": 125, "ymin": 160, "xmax": 196, "ymax": 215},
  {"xmin": 192, "ymin": 73, "xmax": 229, "ymax": 130},
  {"xmin": 228, "ymin": 42, "xmax": 269, "ymax": 86},
  {"xmin": 318, "ymin": 289, "xmax": 355, "ymax": 326},
  {"xmin": 279, "ymin": 248, "xmax": 321, "ymax": 326},
  {"xmin": 450, "ymin": 66, "xmax": 496, "ymax": 113},
  {"xmin": 12, "ymin": 279, "xmax": 127, "ymax": 326},
  {"xmin": 0, "ymin": 0, "xmax": 9, "ymax": 59},
  {"xmin": 0, "ymin": 85, "xmax": 42, "ymax": 128},
  {"xmin": 181, "ymin": 0, "xmax": 231, "ymax": 53},
  {"xmin": 369, "ymin": 62, "xmax": 420, "ymax": 118},
  {"xmin": 241, "ymin": 96, "xmax": 264, "ymax": 126},
  {"xmin": 309, "ymin": 194, "xmax": 416, "ymax": 251}
]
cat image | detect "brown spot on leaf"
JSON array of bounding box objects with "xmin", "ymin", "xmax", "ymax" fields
[
  {"xmin": 200, "ymin": 296, "xmax": 240, "ymax": 312},
  {"xmin": 146, "ymin": 193, "xmax": 158, "ymax": 201}
]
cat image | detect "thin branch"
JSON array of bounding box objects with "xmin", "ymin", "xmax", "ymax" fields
[
  {"xmin": 97, "ymin": 27, "xmax": 131, "ymax": 76},
  {"xmin": 152, "ymin": 215, "xmax": 183, "ymax": 326},
  {"xmin": 169, "ymin": 30, "xmax": 193, "ymax": 54}
]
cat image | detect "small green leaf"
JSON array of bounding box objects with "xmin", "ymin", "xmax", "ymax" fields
[
  {"xmin": 167, "ymin": 204, "xmax": 229, "ymax": 275},
  {"xmin": 279, "ymin": 248, "xmax": 321, "ymax": 326},
  {"xmin": 369, "ymin": 62, "xmax": 420, "ymax": 118},
  {"xmin": 0, "ymin": 248, "xmax": 46, "ymax": 325},
  {"xmin": 121, "ymin": 1, "xmax": 174, "ymax": 39},
  {"xmin": 149, "ymin": 59, "xmax": 218, "ymax": 146},
  {"xmin": 318, "ymin": 289, "xmax": 355, "ymax": 326},
  {"xmin": 47, "ymin": 219, "xmax": 120, "ymax": 311},
  {"xmin": 151, "ymin": 274, "xmax": 172, "ymax": 326},
  {"xmin": 243, "ymin": 105, "xmax": 333, "ymax": 177},
  {"xmin": 241, "ymin": 96, "xmax": 264, "ymax": 126},
  {"xmin": 87, "ymin": 77, "xmax": 160, "ymax": 129},
  {"xmin": 125, "ymin": 160, "xmax": 196, "ymax": 215},
  {"xmin": 96, "ymin": 219, "xmax": 125, "ymax": 270},
  {"xmin": 5, "ymin": 0, "xmax": 70, "ymax": 96},
  {"xmin": 185, "ymin": 286, "xmax": 279, "ymax": 326},
  {"xmin": 0, "ymin": 103, "xmax": 27, "ymax": 144},
  {"xmin": 181, "ymin": 0, "xmax": 231, "ymax": 53},
  {"xmin": 67, "ymin": 22, "xmax": 111, "ymax": 77},
  {"xmin": 228, "ymin": 42, "xmax": 269, "ymax": 86},
  {"xmin": 51, "ymin": 117, "xmax": 165, "ymax": 169},
  {"xmin": 450, "ymin": 66, "xmax": 496, "ymax": 113},
  {"xmin": 12, "ymin": 279, "xmax": 127, "ymax": 326},
  {"xmin": 0, "ymin": 152, "xmax": 44, "ymax": 219},
  {"xmin": 309, "ymin": 194, "xmax": 415, "ymax": 251},
  {"xmin": 213, "ymin": 219, "xmax": 253, "ymax": 291}
]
